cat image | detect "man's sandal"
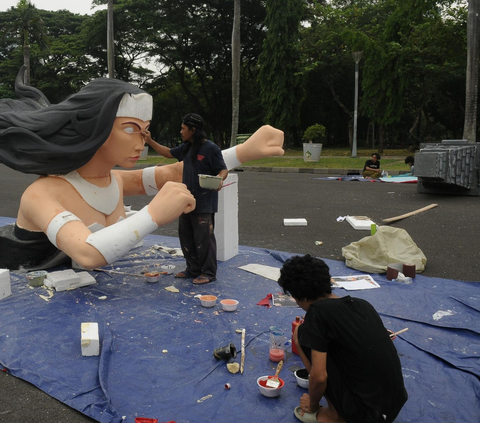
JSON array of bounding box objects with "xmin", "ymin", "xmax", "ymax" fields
[
  {"xmin": 174, "ymin": 271, "xmax": 196, "ymax": 279},
  {"xmin": 192, "ymin": 275, "xmax": 216, "ymax": 284},
  {"xmin": 293, "ymin": 406, "xmax": 320, "ymax": 423}
]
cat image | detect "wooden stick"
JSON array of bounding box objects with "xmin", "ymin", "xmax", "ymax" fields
[
  {"xmin": 240, "ymin": 328, "xmax": 246, "ymax": 374},
  {"xmin": 390, "ymin": 328, "xmax": 409, "ymax": 338},
  {"xmin": 382, "ymin": 204, "xmax": 438, "ymax": 224}
]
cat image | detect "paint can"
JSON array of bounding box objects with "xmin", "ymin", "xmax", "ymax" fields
[
  {"xmin": 386, "ymin": 263, "xmax": 403, "ymax": 281},
  {"xmin": 402, "ymin": 263, "xmax": 416, "ymax": 278}
]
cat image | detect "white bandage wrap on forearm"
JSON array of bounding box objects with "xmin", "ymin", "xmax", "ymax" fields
[
  {"xmin": 85, "ymin": 206, "xmax": 158, "ymax": 264},
  {"xmin": 46, "ymin": 211, "xmax": 82, "ymax": 248},
  {"xmin": 222, "ymin": 146, "xmax": 242, "ymax": 170},
  {"xmin": 142, "ymin": 166, "xmax": 158, "ymax": 196}
]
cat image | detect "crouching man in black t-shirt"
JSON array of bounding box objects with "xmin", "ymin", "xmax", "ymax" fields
[
  {"xmin": 362, "ymin": 152, "xmax": 382, "ymax": 178},
  {"xmin": 278, "ymin": 255, "xmax": 408, "ymax": 423}
]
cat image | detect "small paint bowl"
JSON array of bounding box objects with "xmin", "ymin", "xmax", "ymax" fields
[
  {"xmin": 294, "ymin": 368, "xmax": 309, "ymax": 389},
  {"xmin": 26, "ymin": 270, "xmax": 48, "ymax": 287},
  {"xmin": 220, "ymin": 299, "xmax": 239, "ymax": 312},
  {"xmin": 257, "ymin": 376, "xmax": 284, "ymax": 398},
  {"xmin": 199, "ymin": 295, "xmax": 217, "ymax": 307},
  {"xmin": 124, "ymin": 204, "xmax": 132, "ymax": 212},
  {"xmin": 144, "ymin": 272, "xmax": 160, "ymax": 283}
]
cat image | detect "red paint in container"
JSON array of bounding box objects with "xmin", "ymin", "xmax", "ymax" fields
[
  {"xmin": 258, "ymin": 377, "xmax": 285, "ymax": 389},
  {"xmin": 269, "ymin": 348, "xmax": 285, "ymax": 362}
]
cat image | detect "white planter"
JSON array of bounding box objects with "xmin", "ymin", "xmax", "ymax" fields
[{"xmin": 303, "ymin": 143, "xmax": 322, "ymax": 162}]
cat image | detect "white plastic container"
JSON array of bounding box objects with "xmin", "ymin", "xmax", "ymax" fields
[
  {"xmin": 257, "ymin": 376, "xmax": 284, "ymax": 397},
  {"xmin": 294, "ymin": 368, "xmax": 309, "ymax": 389},
  {"xmin": 199, "ymin": 174, "xmax": 222, "ymax": 190},
  {"xmin": 199, "ymin": 295, "xmax": 217, "ymax": 307},
  {"xmin": 220, "ymin": 299, "xmax": 239, "ymax": 312}
]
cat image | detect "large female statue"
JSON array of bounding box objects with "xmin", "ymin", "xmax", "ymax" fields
[{"xmin": 0, "ymin": 67, "xmax": 284, "ymax": 271}]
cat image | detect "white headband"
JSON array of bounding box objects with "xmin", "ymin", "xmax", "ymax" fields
[{"xmin": 116, "ymin": 92, "xmax": 153, "ymax": 121}]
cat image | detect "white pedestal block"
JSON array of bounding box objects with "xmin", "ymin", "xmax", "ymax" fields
[
  {"xmin": 215, "ymin": 173, "xmax": 239, "ymax": 262},
  {"xmin": 0, "ymin": 269, "xmax": 11, "ymax": 301},
  {"xmin": 81, "ymin": 322, "xmax": 100, "ymax": 356}
]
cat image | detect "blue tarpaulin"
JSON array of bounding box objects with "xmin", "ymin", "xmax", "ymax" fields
[{"xmin": 0, "ymin": 216, "xmax": 479, "ymax": 423}]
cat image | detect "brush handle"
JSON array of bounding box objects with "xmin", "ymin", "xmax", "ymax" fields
[{"xmin": 274, "ymin": 360, "xmax": 283, "ymax": 377}]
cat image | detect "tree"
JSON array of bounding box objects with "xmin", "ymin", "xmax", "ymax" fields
[
  {"xmin": 463, "ymin": 0, "xmax": 480, "ymax": 143},
  {"xmin": 4, "ymin": 0, "xmax": 49, "ymax": 86},
  {"xmin": 258, "ymin": 0, "xmax": 304, "ymax": 144}
]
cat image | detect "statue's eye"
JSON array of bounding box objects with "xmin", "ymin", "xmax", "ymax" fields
[{"xmin": 123, "ymin": 127, "xmax": 135, "ymax": 134}]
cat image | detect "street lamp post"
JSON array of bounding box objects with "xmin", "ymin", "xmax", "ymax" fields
[{"xmin": 352, "ymin": 51, "xmax": 363, "ymax": 157}]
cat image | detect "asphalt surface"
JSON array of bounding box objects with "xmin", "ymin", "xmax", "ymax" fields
[{"xmin": 0, "ymin": 164, "xmax": 479, "ymax": 422}]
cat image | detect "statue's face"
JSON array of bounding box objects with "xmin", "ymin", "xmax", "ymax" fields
[{"xmin": 98, "ymin": 117, "xmax": 150, "ymax": 168}]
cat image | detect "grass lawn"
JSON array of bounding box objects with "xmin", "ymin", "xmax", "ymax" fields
[{"xmin": 142, "ymin": 147, "xmax": 413, "ymax": 172}]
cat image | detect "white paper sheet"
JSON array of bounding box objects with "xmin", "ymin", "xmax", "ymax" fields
[
  {"xmin": 238, "ymin": 264, "xmax": 281, "ymax": 281},
  {"xmin": 331, "ymin": 274, "xmax": 380, "ymax": 290}
]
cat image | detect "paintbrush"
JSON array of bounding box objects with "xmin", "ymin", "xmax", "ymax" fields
[
  {"xmin": 266, "ymin": 360, "xmax": 283, "ymax": 388},
  {"xmin": 389, "ymin": 328, "xmax": 409, "ymax": 339}
]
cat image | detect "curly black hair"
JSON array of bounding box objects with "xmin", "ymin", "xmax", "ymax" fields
[{"xmin": 277, "ymin": 254, "xmax": 332, "ymax": 301}]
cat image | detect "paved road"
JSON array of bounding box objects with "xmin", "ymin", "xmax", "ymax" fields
[{"xmin": 0, "ymin": 165, "xmax": 479, "ymax": 422}]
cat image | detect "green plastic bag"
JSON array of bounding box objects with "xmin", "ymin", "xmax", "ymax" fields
[{"xmin": 341, "ymin": 226, "xmax": 427, "ymax": 274}]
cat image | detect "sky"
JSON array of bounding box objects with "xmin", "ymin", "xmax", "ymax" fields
[{"xmin": 0, "ymin": 0, "xmax": 106, "ymax": 15}]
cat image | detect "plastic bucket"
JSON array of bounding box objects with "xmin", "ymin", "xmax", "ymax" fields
[{"xmin": 303, "ymin": 143, "xmax": 322, "ymax": 162}]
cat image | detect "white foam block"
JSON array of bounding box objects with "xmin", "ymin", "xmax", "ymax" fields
[
  {"xmin": 45, "ymin": 269, "xmax": 96, "ymax": 291},
  {"xmin": 215, "ymin": 173, "xmax": 239, "ymax": 261},
  {"xmin": 284, "ymin": 218, "xmax": 307, "ymax": 226},
  {"xmin": 346, "ymin": 215, "xmax": 375, "ymax": 230},
  {"xmin": 0, "ymin": 269, "xmax": 12, "ymax": 301},
  {"xmin": 81, "ymin": 322, "xmax": 100, "ymax": 356}
]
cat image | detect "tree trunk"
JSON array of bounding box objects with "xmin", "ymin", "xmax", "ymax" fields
[
  {"xmin": 463, "ymin": 0, "xmax": 480, "ymax": 143},
  {"xmin": 230, "ymin": 0, "xmax": 241, "ymax": 148},
  {"xmin": 107, "ymin": 0, "xmax": 115, "ymax": 78},
  {"xmin": 378, "ymin": 124, "xmax": 385, "ymax": 154},
  {"xmin": 23, "ymin": 44, "xmax": 30, "ymax": 86}
]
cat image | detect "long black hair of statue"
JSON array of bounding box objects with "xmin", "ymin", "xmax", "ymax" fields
[{"xmin": 0, "ymin": 66, "xmax": 148, "ymax": 175}]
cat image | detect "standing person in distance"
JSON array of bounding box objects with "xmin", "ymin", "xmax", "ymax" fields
[{"xmin": 143, "ymin": 114, "xmax": 227, "ymax": 284}]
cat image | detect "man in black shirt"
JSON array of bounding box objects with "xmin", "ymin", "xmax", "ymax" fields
[
  {"xmin": 362, "ymin": 152, "xmax": 381, "ymax": 178},
  {"xmin": 278, "ymin": 255, "xmax": 407, "ymax": 423}
]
